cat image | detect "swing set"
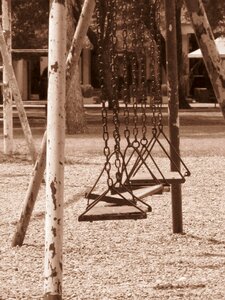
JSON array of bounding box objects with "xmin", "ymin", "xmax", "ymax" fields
[
  {"xmin": 78, "ymin": 0, "xmax": 190, "ymax": 222},
  {"xmin": 3, "ymin": 0, "xmax": 224, "ymax": 249},
  {"xmin": 0, "ymin": 0, "xmax": 224, "ymax": 298}
]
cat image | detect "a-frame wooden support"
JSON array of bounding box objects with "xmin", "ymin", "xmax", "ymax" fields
[
  {"xmin": 0, "ymin": 24, "xmax": 37, "ymax": 163},
  {"xmin": 11, "ymin": 0, "xmax": 96, "ymax": 247},
  {"xmin": 185, "ymin": 0, "xmax": 225, "ymax": 118}
]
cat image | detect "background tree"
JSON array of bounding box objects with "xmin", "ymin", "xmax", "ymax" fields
[
  {"xmin": 11, "ymin": 0, "xmax": 87, "ymax": 134},
  {"xmin": 203, "ymin": 0, "xmax": 224, "ymax": 32},
  {"xmin": 11, "ymin": 0, "xmax": 49, "ymax": 49}
]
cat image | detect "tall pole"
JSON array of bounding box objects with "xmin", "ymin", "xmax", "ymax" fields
[
  {"xmin": 2, "ymin": 0, "xmax": 13, "ymax": 155},
  {"xmin": 43, "ymin": 0, "xmax": 67, "ymax": 299},
  {"xmin": 165, "ymin": 0, "xmax": 183, "ymax": 233},
  {"xmin": 185, "ymin": 0, "xmax": 225, "ymax": 118}
]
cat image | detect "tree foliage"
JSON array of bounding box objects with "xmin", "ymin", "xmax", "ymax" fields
[
  {"xmin": 203, "ymin": 0, "xmax": 224, "ymax": 32},
  {"xmin": 11, "ymin": 0, "xmax": 49, "ymax": 49}
]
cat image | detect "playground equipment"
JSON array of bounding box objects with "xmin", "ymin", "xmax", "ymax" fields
[
  {"xmin": 7, "ymin": 0, "xmax": 225, "ymax": 298},
  {"xmin": 79, "ymin": 0, "xmax": 160, "ymax": 221},
  {"xmin": 78, "ymin": 0, "xmax": 190, "ymax": 223}
]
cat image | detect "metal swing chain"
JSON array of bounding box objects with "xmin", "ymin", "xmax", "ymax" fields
[
  {"xmin": 130, "ymin": 0, "xmax": 139, "ymax": 147},
  {"xmin": 121, "ymin": 1, "xmax": 131, "ymax": 146},
  {"xmin": 139, "ymin": 3, "xmax": 148, "ymax": 146},
  {"xmin": 155, "ymin": 0, "xmax": 163, "ymax": 129},
  {"xmin": 108, "ymin": 0, "xmax": 123, "ymax": 184},
  {"xmin": 148, "ymin": 1, "xmax": 190, "ymax": 178},
  {"xmin": 149, "ymin": 0, "xmax": 162, "ymax": 135},
  {"xmin": 149, "ymin": 0, "xmax": 158, "ymax": 136},
  {"xmin": 95, "ymin": 0, "xmax": 113, "ymax": 188}
]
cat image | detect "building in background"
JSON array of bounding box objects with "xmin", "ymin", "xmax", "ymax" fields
[{"xmin": 11, "ymin": 35, "xmax": 92, "ymax": 101}]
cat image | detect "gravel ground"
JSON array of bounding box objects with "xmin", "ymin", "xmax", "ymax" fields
[{"xmin": 1, "ymin": 123, "xmax": 225, "ymax": 299}]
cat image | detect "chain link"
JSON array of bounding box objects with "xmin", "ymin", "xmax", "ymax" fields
[
  {"xmin": 148, "ymin": 0, "xmax": 162, "ymax": 134},
  {"xmin": 95, "ymin": 0, "xmax": 163, "ymax": 186},
  {"xmin": 109, "ymin": 0, "xmax": 122, "ymax": 184},
  {"xmin": 155, "ymin": 0, "xmax": 163, "ymax": 128},
  {"xmin": 96, "ymin": 0, "xmax": 123, "ymax": 186},
  {"xmin": 130, "ymin": 0, "xmax": 139, "ymax": 147},
  {"xmin": 121, "ymin": 1, "xmax": 131, "ymax": 145},
  {"xmin": 96, "ymin": 0, "xmax": 113, "ymax": 186},
  {"xmin": 139, "ymin": 3, "xmax": 148, "ymax": 145}
]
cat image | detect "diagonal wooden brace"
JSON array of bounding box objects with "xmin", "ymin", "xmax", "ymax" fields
[
  {"xmin": 0, "ymin": 24, "xmax": 37, "ymax": 163},
  {"xmin": 185, "ymin": 0, "xmax": 225, "ymax": 118}
]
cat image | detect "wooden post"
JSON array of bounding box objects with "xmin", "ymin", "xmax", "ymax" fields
[
  {"xmin": 11, "ymin": 0, "xmax": 96, "ymax": 248},
  {"xmin": 185, "ymin": 0, "xmax": 225, "ymax": 117},
  {"xmin": 43, "ymin": 0, "xmax": 67, "ymax": 298},
  {"xmin": 2, "ymin": 0, "xmax": 13, "ymax": 155},
  {"xmin": 165, "ymin": 0, "xmax": 183, "ymax": 233},
  {"xmin": 0, "ymin": 24, "xmax": 37, "ymax": 163},
  {"xmin": 11, "ymin": 131, "xmax": 47, "ymax": 247}
]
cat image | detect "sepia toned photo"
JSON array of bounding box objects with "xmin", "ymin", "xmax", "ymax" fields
[{"xmin": 0, "ymin": 0, "xmax": 225, "ymax": 299}]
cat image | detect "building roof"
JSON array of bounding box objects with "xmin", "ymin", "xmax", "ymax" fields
[{"xmin": 188, "ymin": 37, "xmax": 225, "ymax": 58}]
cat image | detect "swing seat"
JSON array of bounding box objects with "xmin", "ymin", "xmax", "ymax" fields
[
  {"xmin": 78, "ymin": 185, "xmax": 164, "ymax": 222},
  {"xmin": 78, "ymin": 204, "xmax": 148, "ymax": 222},
  {"xmin": 86, "ymin": 185, "xmax": 163, "ymax": 205},
  {"xmin": 130, "ymin": 171, "xmax": 185, "ymax": 186},
  {"xmin": 110, "ymin": 184, "xmax": 163, "ymax": 196}
]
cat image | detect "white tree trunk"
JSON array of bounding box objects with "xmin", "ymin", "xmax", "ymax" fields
[
  {"xmin": 44, "ymin": 0, "xmax": 67, "ymax": 298},
  {"xmin": 2, "ymin": 0, "xmax": 13, "ymax": 154}
]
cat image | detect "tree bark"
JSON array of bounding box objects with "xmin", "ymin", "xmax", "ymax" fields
[
  {"xmin": 66, "ymin": 63, "xmax": 86, "ymax": 133},
  {"xmin": 2, "ymin": 0, "xmax": 13, "ymax": 155},
  {"xmin": 66, "ymin": 0, "xmax": 87, "ymax": 134}
]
